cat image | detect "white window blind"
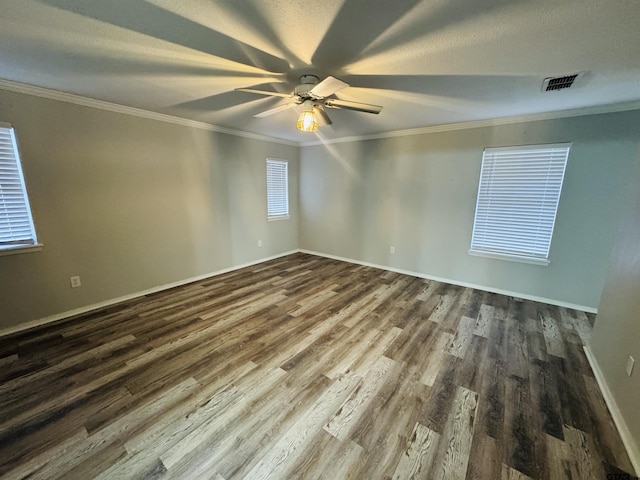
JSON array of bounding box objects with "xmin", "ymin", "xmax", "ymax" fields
[
  {"xmin": 0, "ymin": 124, "xmax": 38, "ymax": 249},
  {"xmin": 469, "ymin": 143, "xmax": 570, "ymax": 265},
  {"xmin": 266, "ymin": 159, "xmax": 289, "ymax": 219}
]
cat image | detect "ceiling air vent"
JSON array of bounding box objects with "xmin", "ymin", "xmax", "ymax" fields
[{"xmin": 542, "ymin": 72, "xmax": 583, "ymax": 92}]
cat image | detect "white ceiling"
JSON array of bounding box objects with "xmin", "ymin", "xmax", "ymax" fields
[{"xmin": 1, "ymin": 0, "xmax": 640, "ymax": 144}]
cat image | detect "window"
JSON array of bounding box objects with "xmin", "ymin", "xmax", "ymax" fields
[
  {"xmin": 266, "ymin": 159, "xmax": 289, "ymax": 220},
  {"xmin": 469, "ymin": 143, "xmax": 571, "ymax": 265},
  {"xmin": 0, "ymin": 123, "xmax": 39, "ymax": 254}
]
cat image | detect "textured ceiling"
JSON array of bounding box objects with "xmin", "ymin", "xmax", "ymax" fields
[{"xmin": 1, "ymin": 0, "xmax": 640, "ymax": 143}]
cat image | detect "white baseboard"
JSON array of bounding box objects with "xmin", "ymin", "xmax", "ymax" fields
[
  {"xmin": 0, "ymin": 250, "xmax": 299, "ymax": 338},
  {"xmin": 4, "ymin": 248, "xmax": 596, "ymax": 338},
  {"xmin": 584, "ymin": 346, "xmax": 640, "ymax": 475},
  {"xmin": 299, "ymin": 249, "xmax": 597, "ymax": 313}
]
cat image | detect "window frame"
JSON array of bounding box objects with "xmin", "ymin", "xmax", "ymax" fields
[
  {"xmin": 468, "ymin": 143, "xmax": 571, "ymax": 266},
  {"xmin": 266, "ymin": 158, "xmax": 289, "ymax": 221},
  {"xmin": 0, "ymin": 123, "xmax": 41, "ymax": 256}
]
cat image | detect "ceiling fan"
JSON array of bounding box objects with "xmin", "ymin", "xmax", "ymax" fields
[{"xmin": 235, "ymin": 75, "xmax": 382, "ymax": 132}]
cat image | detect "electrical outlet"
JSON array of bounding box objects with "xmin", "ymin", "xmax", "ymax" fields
[
  {"xmin": 70, "ymin": 276, "xmax": 82, "ymax": 288},
  {"xmin": 258, "ymin": 240, "xmax": 263, "ymax": 247},
  {"xmin": 389, "ymin": 246, "xmax": 395, "ymax": 254},
  {"xmin": 626, "ymin": 356, "xmax": 635, "ymax": 377}
]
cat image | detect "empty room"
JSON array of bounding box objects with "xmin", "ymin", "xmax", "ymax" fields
[{"xmin": 1, "ymin": 1, "xmax": 639, "ymax": 479}]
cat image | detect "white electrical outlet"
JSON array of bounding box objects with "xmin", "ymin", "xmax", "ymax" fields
[
  {"xmin": 389, "ymin": 246, "xmax": 395, "ymax": 254},
  {"xmin": 70, "ymin": 276, "xmax": 82, "ymax": 288},
  {"xmin": 626, "ymin": 356, "xmax": 635, "ymax": 377},
  {"xmin": 258, "ymin": 240, "xmax": 263, "ymax": 247}
]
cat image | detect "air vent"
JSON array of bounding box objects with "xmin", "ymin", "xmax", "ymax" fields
[{"xmin": 542, "ymin": 73, "xmax": 583, "ymax": 92}]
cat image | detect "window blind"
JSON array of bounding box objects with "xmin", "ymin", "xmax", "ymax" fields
[
  {"xmin": 266, "ymin": 159, "xmax": 289, "ymax": 219},
  {"xmin": 469, "ymin": 143, "xmax": 570, "ymax": 265},
  {"xmin": 0, "ymin": 124, "xmax": 38, "ymax": 248}
]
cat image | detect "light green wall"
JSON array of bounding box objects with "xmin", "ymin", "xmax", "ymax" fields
[
  {"xmin": 0, "ymin": 89, "xmax": 299, "ymax": 330},
  {"xmin": 299, "ymin": 111, "xmax": 640, "ymax": 310},
  {"xmin": 590, "ymin": 148, "xmax": 640, "ymax": 466}
]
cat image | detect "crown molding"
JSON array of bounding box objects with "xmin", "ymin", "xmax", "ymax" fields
[
  {"xmin": 300, "ymin": 100, "xmax": 640, "ymax": 146},
  {"xmin": 2, "ymin": 78, "xmax": 639, "ymax": 149},
  {"xmin": 0, "ymin": 78, "xmax": 298, "ymax": 147}
]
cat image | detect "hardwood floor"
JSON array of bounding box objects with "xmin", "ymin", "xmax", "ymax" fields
[{"xmin": 0, "ymin": 253, "xmax": 635, "ymax": 479}]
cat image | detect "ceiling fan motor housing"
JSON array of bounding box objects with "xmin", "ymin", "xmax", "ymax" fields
[
  {"xmin": 294, "ymin": 75, "xmax": 320, "ymax": 99},
  {"xmin": 299, "ymin": 75, "xmax": 320, "ymax": 85}
]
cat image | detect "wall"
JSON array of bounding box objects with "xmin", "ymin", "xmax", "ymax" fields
[
  {"xmin": 0, "ymin": 89, "xmax": 299, "ymax": 331},
  {"xmin": 589, "ymin": 146, "xmax": 640, "ymax": 470},
  {"xmin": 299, "ymin": 110, "xmax": 640, "ymax": 310}
]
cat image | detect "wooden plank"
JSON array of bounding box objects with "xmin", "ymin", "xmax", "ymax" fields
[
  {"xmin": 487, "ymin": 295, "xmax": 509, "ymax": 362},
  {"xmin": 343, "ymin": 278, "xmax": 412, "ymax": 328},
  {"xmin": 432, "ymin": 386, "xmax": 478, "ymax": 480},
  {"xmin": 501, "ymin": 464, "xmax": 535, "ymax": 479},
  {"xmin": 348, "ymin": 363, "xmax": 429, "ymax": 477},
  {"xmin": 528, "ymin": 359, "xmax": 563, "ymax": 440},
  {"xmin": 422, "ymin": 355, "xmax": 460, "ymax": 434},
  {"xmin": 288, "ymin": 285, "xmax": 338, "ymax": 316},
  {"xmin": 62, "ymin": 441, "xmax": 128, "ymax": 480},
  {"xmin": 546, "ymin": 432, "xmax": 580, "ymax": 480},
  {"xmin": 350, "ymin": 326, "xmax": 402, "ymax": 376},
  {"xmin": 505, "ymin": 301, "xmax": 529, "ymax": 379},
  {"xmin": 419, "ymin": 332, "xmax": 454, "ymax": 387},
  {"xmin": 324, "ymin": 355, "xmax": 395, "ymax": 440},
  {"xmin": 465, "ymin": 434, "xmax": 501, "ymax": 480},
  {"xmin": 563, "ymin": 424, "xmax": 606, "ymax": 480},
  {"xmin": 26, "ymin": 378, "xmax": 200, "ymax": 480},
  {"xmin": 0, "ymin": 335, "xmax": 137, "ymax": 398},
  {"xmin": 391, "ymin": 422, "xmax": 440, "ymax": 480},
  {"xmin": 285, "ymin": 430, "xmax": 365, "ymax": 480},
  {"xmin": 475, "ymin": 357, "xmax": 505, "ymax": 439},
  {"xmin": 502, "ymin": 374, "xmax": 544, "ymax": 479},
  {"xmin": 0, "ymin": 354, "xmax": 19, "ymax": 368},
  {"xmin": 539, "ymin": 311, "xmax": 566, "ymax": 358},
  {"xmin": 323, "ymin": 327, "xmax": 383, "ymax": 380},
  {"xmin": 244, "ymin": 371, "xmax": 362, "ymax": 479},
  {"xmin": 440, "ymin": 288, "xmax": 474, "ymax": 332},
  {"xmin": 166, "ymin": 372, "xmax": 332, "ymax": 479},
  {"xmin": 159, "ymin": 368, "xmax": 288, "ymax": 472},
  {"xmin": 428, "ymin": 295, "xmax": 455, "ymax": 324},
  {"xmin": 549, "ymin": 356, "xmax": 593, "ymax": 433},
  {"xmin": 416, "ymin": 281, "xmax": 439, "ymax": 302},
  {"xmin": 448, "ymin": 316, "xmax": 476, "ymax": 359},
  {"xmin": 312, "ymin": 439, "xmax": 364, "ymax": 479},
  {"xmin": 474, "ymin": 304, "xmax": 494, "ymax": 338},
  {"xmin": 525, "ymin": 317, "xmax": 548, "ymax": 363},
  {"xmin": 1, "ymin": 429, "xmax": 89, "ymax": 480}
]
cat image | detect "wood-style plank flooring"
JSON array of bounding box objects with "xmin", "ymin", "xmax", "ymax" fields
[{"xmin": 0, "ymin": 253, "xmax": 635, "ymax": 479}]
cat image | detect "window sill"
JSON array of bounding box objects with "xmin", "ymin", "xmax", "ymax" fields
[
  {"xmin": 268, "ymin": 215, "xmax": 290, "ymax": 222},
  {"xmin": 468, "ymin": 249, "xmax": 550, "ymax": 266},
  {"xmin": 0, "ymin": 244, "xmax": 44, "ymax": 257}
]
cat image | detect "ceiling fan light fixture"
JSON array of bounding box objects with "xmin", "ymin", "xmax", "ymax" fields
[
  {"xmin": 296, "ymin": 102, "xmax": 318, "ymax": 132},
  {"xmin": 240, "ymin": 76, "xmax": 381, "ymax": 130}
]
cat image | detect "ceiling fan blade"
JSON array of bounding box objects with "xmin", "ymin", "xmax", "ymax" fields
[
  {"xmin": 313, "ymin": 106, "xmax": 333, "ymax": 126},
  {"xmin": 324, "ymin": 98, "xmax": 383, "ymax": 114},
  {"xmin": 309, "ymin": 76, "xmax": 349, "ymax": 99},
  {"xmin": 235, "ymin": 87, "xmax": 293, "ymax": 98},
  {"xmin": 253, "ymin": 102, "xmax": 297, "ymax": 118}
]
